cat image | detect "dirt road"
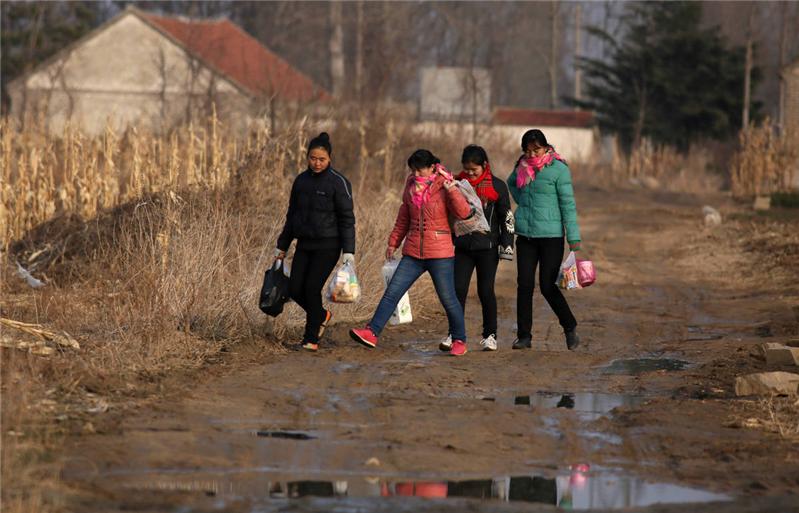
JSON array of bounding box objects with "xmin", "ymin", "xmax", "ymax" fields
[{"xmin": 60, "ymin": 186, "xmax": 799, "ymax": 512}]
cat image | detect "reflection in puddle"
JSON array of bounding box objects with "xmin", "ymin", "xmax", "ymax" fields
[
  {"xmin": 603, "ymin": 358, "xmax": 689, "ymax": 375},
  {"xmin": 256, "ymin": 431, "xmax": 317, "ymax": 440},
  {"xmin": 556, "ymin": 394, "xmax": 576, "ymax": 409},
  {"xmin": 124, "ymin": 465, "xmax": 730, "ymax": 509},
  {"xmin": 511, "ymin": 392, "xmax": 643, "ymax": 418}
]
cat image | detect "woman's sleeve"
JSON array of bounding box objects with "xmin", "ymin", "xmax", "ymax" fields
[
  {"xmin": 334, "ymin": 176, "xmax": 356, "ymax": 254},
  {"xmin": 276, "ymin": 179, "xmax": 297, "ymax": 251},
  {"xmin": 556, "ymin": 164, "xmax": 581, "ymax": 244},
  {"xmin": 496, "ymin": 179, "xmax": 515, "ymax": 248},
  {"xmin": 508, "ymin": 159, "xmax": 521, "ymax": 204},
  {"xmin": 446, "ymin": 185, "xmax": 472, "ymax": 220},
  {"xmin": 388, "ymin": 197, "xmax": 410, "ymax": 249}
]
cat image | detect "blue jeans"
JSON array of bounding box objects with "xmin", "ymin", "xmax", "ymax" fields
[{"xmin": 370, "ymin": 256, "xmax": 466, "ymax": 341}]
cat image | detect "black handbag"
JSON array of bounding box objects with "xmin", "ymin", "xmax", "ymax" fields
[{"xmin": 259, "ymin": 260, "xmax": 290, "ymax": 317}]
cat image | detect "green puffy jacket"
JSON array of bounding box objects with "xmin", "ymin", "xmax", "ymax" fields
[{"xmin": 507, "ymin": 158, "xmax": 581, "ymax": 244}]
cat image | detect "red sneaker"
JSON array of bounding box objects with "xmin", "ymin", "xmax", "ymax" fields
[
  {"xmin": 302, "ymin": 342, "xmax": 319, "ymax": 352},
  {"xmin": 318, "ymin": 310, "xmax": 333, "ymax": 338},
  {"xmin": 449, "ymin": 340, "xmax": 467, "ymax": 356},
  {"xmin": 350, "ymin": 326, "xmax": 378, "ymax": 348}
]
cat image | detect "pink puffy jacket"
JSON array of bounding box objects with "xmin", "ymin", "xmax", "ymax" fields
[{"xmin": 388, "ymin": 174, "xmax": 471, "ymax": 259}]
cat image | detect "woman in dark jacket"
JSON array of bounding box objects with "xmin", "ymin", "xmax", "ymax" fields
[
  {"xmin": 439, "ymin": 145, "xmax": 514, "ymax": 352},
  {"xmin": 275, "ymin": 132, "xmax": 355, "ymax": 352}
]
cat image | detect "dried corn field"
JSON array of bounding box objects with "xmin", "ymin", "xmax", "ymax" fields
[
  {"xmin": 0, "ymin": 113, "xmax": 319, "ymax": 246},
  {"xmin": 0, "ymin": 112, "xmax": 445, "ymax": 372},
  {"xmin": 731, "ymin": 124, "xmax": 799, "ymax": 198}
]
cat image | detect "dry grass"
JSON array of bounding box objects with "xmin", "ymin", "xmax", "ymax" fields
[
  {"xmin": 731, "ymin": 124, "xmax": 799, "ymax": 198},
  {"xmin": 574, "ymin": 139, "xmax": 725, "ymax": 194},
  {"xmin": 731, "ymin": 397, "xmax": 799, "ymax": 442},
  {"xmin": 1, "ymin": 110, "xmax": 479, "ymax": 512}
]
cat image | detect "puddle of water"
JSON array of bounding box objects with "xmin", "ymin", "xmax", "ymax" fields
[
  {"xmin": 116, "ymin": 467, "xmax": 730, "ymax": 510},
  {"xmin": 509, "ymin": 392, "xmax": 643, "ymax": 417},
  {"xmin": 602, "ymin": 358, "xmax": 689, "ymax": 375},
  {"xmin": 256, "ymin": 431, "xmax": 316, "ymax": 440}
]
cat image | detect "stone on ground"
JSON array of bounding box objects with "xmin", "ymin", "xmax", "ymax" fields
[
  {"xmin": 734, "ymin": 372, "xmax": 799, "ymax": 396},
  {"xmin": 762, "ymin": 343, "xmax": 799, "ymax": 367}
]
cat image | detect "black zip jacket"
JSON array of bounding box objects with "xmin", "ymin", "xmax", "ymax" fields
[
  {"xmin": 453, "ymin": 175, "xmax": 514, "ymax": 252},
  {"xmin": 277, "ymin": 167, "xmax": 356, "ymax": 254}
]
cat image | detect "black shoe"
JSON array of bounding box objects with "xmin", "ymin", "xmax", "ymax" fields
[
  {"xmin": 512, "ymin": 338, "xmax": 532, "ymax": 350},
  {"xmin": 565, "ymin": 329, "xmax": 581, "ymax": 350}
]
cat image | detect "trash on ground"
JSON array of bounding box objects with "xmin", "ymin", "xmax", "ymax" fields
[
  {"xmin": 702, "ymin": 206, "xmax": 721, "ymax": 226},
  {"xmin": 15, "ymin": 261, "xmax": 45, "ymax": 288}
]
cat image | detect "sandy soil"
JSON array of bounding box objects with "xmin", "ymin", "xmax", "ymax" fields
[{"xmin": 57, "ymin": 186, "xmax": 799, "ymax": 512}]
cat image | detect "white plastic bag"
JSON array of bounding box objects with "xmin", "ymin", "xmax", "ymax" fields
[
  {"xmin": 327, "ymin": 261, "xmax": 361, "ymax": 303},
  {"xmin": 556, "ymin": 251, "xmax": 580, "ymax": 290},
  {"xmin": 451, "ymin": 180, "xmax": 490, "ymax": 237},
  {"xmin": 381, "ymin": 260, "xmax": 412, "ymax": 325}
]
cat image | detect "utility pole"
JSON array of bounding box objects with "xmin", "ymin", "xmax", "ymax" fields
[
  {"xmin": 329, "ymin": 1, "xmax": 344, "ymax": 98},
  {"xmin": 778, "ymin": 1, "xmax": 788, "ymax": 131},
  {"xmin": 550, "ymin": 0, "xmax": 559, "ymax": 109},
  {"xmin": 742, "ymin": 3, "xmax": 755, "ymax": 128},
  {"xmin": 574, "ymin": 3, "xmax": 582, "ymax": 108},
  {"xmin": 355, "ymin": 0, "xmax": 364, "ymax": 100}
]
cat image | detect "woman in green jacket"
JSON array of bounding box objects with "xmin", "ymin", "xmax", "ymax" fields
[{"xmin": 508, "ymin": 129, "xmax": 581, "ymax": 351}]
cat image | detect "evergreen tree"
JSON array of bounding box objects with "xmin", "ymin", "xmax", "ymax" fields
[{"xmin": 572, "ymin": 1, "xmax": 761, "ymax": 152}]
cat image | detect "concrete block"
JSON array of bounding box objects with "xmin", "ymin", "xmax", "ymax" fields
[
  {"xmin": 753, "ymin": 195, "xmax": 771, "ymax": 211},
  {"xmin": 764, "ymin": 345, "xmax": 799, "ymax": 366},
  {"xmin": 756, "ymin": 342, "xmax": 785, "ymax": 360},
  {"xmin": 735, "ymin": 372, "xmax": 799, "ymax": 396}
]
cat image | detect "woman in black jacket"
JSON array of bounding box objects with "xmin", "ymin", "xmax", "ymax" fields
[
  {"xmin": 439, "ymin": 145, "xmax": 514, "ymax": 352},
  {"xmin": 275, "ymin": 132, "xmax": 355, "ymax": 352}
]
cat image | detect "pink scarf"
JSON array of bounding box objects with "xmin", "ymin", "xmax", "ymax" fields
[
  {"xmin": 515, "ymin": 148, "xmax": 565, "ymax": 189},
  {"xmin": 410, "ymin": 164, "xmax": 451, "ymax": 208}
]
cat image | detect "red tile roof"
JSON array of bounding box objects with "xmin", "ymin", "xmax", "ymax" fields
[
  {"xmin": 493, "ymin": 108, "xmax": 594, "ymax": 128},
  {"xmin": 140, "ymin": 11, "xmax": 329, "ymax": 102}
]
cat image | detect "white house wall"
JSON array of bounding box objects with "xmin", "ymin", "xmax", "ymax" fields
[
  {"xmin": 412, "ymin": 121, "xmax": 595, "ymax": 172},
  {"xmin": 12, "ymin": 12, "xmax": 246, "ymax": 134}
]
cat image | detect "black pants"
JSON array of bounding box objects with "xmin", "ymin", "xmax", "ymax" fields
[
  {"xmin": 516, "ymin": 236, "xmax": 577, "ymax": 340},
  {"xmin": 454, "ymin": 247, "xmax": 499, "ymax": 338},
  {"xmin": 289, "ymin": 247, "xmax": 340, "ymax": 343}
]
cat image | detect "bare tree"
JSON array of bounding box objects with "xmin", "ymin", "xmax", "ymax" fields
[
  {"xmin": 574, "ymin": 3, "xmax": 582, "ymax": 107},
  {"xmin": 549, "ymin": 0, "xmax": 560, "ymax": 109},
  {"xmin": 329, "ymin": 1, "xmax": 344, "ymax": 98},
  {"xmin": 742, "ymin": 2, "xmax": 756, "ymax": 128}
]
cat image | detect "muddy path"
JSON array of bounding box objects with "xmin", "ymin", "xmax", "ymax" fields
[{"xmin": 61, "ymin": 187, "xmax": 799, "ymax": 512}]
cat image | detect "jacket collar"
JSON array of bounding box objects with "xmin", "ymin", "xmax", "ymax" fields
[{"xmin": 307, "ymin": 166, "xmax": 331, "ymax": 176}]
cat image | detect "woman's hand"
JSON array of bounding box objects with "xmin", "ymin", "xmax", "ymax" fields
[
  {"xmin": 386, "ymin": 246, "xmax": 397, "ymax": 260},
  {"xmin": 273, "ymin": 248, "xmax": 286, "ymax": 263},
  {"xmin": 443, "ymin": 179, "xmax": 456, "ymax": 190},
  {"xmin": 569, "ymin": 242, "xmax": 581, "ymax": 252}
]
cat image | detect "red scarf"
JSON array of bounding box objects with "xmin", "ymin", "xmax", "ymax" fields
[{"xmin": 458, "ymin": 163, "xmax": 499, "ymax": 205}]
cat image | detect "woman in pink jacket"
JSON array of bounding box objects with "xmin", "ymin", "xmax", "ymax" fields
[{"xmin": 350, "ymin": 149, "xmax": 473, "ymax": 356}]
